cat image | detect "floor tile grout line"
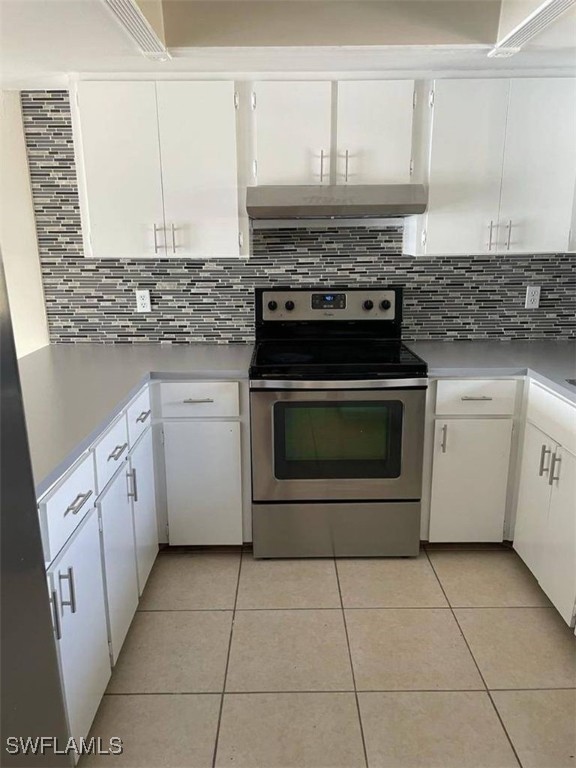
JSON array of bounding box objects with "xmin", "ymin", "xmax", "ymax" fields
[
  {"xmin": 136, "ymin": 604, "xmax": 553, "ymax": 613},
  {"xmin": 103, "ymin": 685, "xmax": 576, "ymax": 697},
  {"xmin": 423, "ymin": 549, "xmax": 524, "ymax": 768},
  {"xmin": 211, "ymin": 548, "xmax": 243, "ymax": 768},
  {"xmin": 334, "ymin": 558, "xmax": 370, "ymax": 768}
]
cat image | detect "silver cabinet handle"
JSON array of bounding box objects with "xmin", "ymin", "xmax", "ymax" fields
[
  {"xmin": 107, "ymin": 443, "xmax": 128, "ymax": 462},
  {"xmin": 506, "ymin": 220, "xmax": 512, "ymax": 251},
  {"xmin": 488, "ymin": 220, "xmax": 494, "ymax": 251},
  {"xmin": 548, "ymin": 453, "xmax": 561, "ymax": 485},
  {"xmin": 64, "ymin": 490, "xmax": 93, "ymax": 517},
  {"xmin": 153, "ymin": 223, "xmax": 160, "ymax": 254},
  {"xmin": 58, "ymin": 567, "xmax": 76, "ymax": 615},
  {"xmin": 461, "ymin": 396, "xmax": 493, "ymax": 401},
  {"xmin": 344, "ymin": 149, "xmax": 350, "ymax": 182},
  {"xmin": 320, "ymin": 150, "xmax": 325, "ymax": 182},
  {"xmin": 171, "ymin": 223, "xmax": 177, "ymax": 253},
  {"xmin": 127, "ymin": 468, "xmax": 138, "ymax": 502},
  {"xmin": 50, "ymin": 589, "xmax": 61, "ymax": 640},
  {"xmin": 183, "ymin": 398, "xmax": 214, "ymax": 404},
  {"xmin": 136, "ymin": 409, "xmax": 151, "ymax": 424},
  {"xmin": 440, "ymin": 424, "xmax": 448, "ymax": 453},
  {"xmin": 538, "ymin": 444, "xmax": 551, "ymax": 476}
]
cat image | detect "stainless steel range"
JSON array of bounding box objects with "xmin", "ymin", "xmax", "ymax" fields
[{"xmin": 249, "ymin": 286, "xmax": 428, "ymax": 558}]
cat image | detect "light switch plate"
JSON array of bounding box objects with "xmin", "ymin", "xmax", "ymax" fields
[
  {"xmin": 135, "ymin": 289, "xmax": 151, "ymax": 313},
  {"xmin": 525, "ymin": 285, "xmax": 541, "ymax": 309}
]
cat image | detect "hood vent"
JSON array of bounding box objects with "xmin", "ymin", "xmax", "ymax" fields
[{"xmin": 246, "ymin": 184, "xmax": 427, "ymax": 222}]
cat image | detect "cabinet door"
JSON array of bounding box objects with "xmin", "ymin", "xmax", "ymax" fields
[
  {"xmin": 98, "ymin": 468, "xmax": 139, "ymax": 663},
  {"xmin": 337, "ymin": 81, "xmax": 414, "ymax": 184},
  {"xmin": 498, "ymin": 79, "xmax": 576, "ymax": 254},
  {"xmin": 424, "ymin": 79, "xmax": 509, "ymax": 255},
  {"xmin": 429, "ymin": 419, "xmax": 513, "ymax": 542},
  {"xmin": 164, "ymin": 421, "xmax": 242, "ymax": 545},
  {"xmin": 156, "ymin": 82, "xmax": 240, "ymax": 258},
  {"xmin": 49, "ymin": 513, "xmax": 110, "ymax": 744},
  {"xmin": 76, "ymin": 82, "xmax": 165, "ymax": 258},
  {"xmin": 539, "ymin": 448, "xmax": 576, "ymax": 625},
  {"xmin": 129, "ymin": 428, "xmax": 158, "ymax": 594},
  {"xmin": 254, "ymin": 82, "xmax": 332, "ymax": 185},
  {"xmin": 513, "ymin": 422, "xmax": 554, "ymax": 577}
]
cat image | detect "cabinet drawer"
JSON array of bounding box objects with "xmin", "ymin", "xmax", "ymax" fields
[
  {"xmin": 436, "ymin": 379, "xmax": 517, "ymax": 415},
  {"xmin": 127, "ymin": 386, "xmax": 152, "ymax": 447},
  {"xmin": 527, "ymin": 381, "xmax": 576, "ymax": 455},
  {"xmin": 39, "ymin": 453, "xmax": 96, "ymax": 563},
  {"xmin": 93, "ymin": 414, "xmax": 129, "ymax": 493},
  {"xmin": 160, "ymin": 382, "xmax": 239, "ymax": 418}
]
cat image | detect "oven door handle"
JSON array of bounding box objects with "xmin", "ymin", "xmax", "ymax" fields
[{"xmin": 249, "ymin": 378, "xmax": 428, "ymax": 390}]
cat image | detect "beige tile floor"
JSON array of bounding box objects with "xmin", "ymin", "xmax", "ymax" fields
[{"xmin": 83, "ymin": 546, "xmax": 576, "ymax": 768}]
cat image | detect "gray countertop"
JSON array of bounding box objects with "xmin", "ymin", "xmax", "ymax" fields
[
  {"xmin": 19, "ymin": 340, "xmax": 576, "ymax": 498},
  {"xmin": 19, "ymin": 343, "xmax": 254, "ymax": 497}
]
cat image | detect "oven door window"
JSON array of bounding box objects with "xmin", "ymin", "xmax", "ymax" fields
[{"xmin": 273, "ymin": 400, "xmax": 403, "ymax": 479}]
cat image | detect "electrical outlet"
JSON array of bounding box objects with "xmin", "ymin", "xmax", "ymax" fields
[
  {"xmin": 525, "ymin": 285, "xmax": 541, "ymax": 309},
  {"xmin": 135, "ymin": 289, "xmax": 151, "ymax": 313}
]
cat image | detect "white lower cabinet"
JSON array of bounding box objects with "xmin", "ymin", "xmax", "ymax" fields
[
  {"xmin": 429, "ymin": 419, "xmax": 513, "ymax": 542},
  {"xmin": 48, "ymin": 513, "xmax": 111, "ymax": 747},
  {"xmin": 128, "ymin": 428, "xmax": 159, "ymax": 594},
  {"xmin": 515, "ymin": 422, "xmax": 576, "ymax": 625},
  {"xmin": 98, "ymin": 466, "xmax": 139, "ymax": 664},
  {"xmin": 164, "ymin": 420, "xmax": 242, "ymax": 545},
  {"xmin": 513, "ymin": 423, "xmax": 553, "ymax": 576}
]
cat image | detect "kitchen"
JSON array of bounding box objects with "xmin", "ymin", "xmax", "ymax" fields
[{"xmin": 0, "ymin": 1, "xmax": 575, "ymax": 766}]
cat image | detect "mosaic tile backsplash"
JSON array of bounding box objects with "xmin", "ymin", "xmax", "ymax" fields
[{"xmin": 21, "ymin": 90, "xmax": 575, "ymax": 344}]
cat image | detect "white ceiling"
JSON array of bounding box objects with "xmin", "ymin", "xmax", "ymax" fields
[{"xmin": 0, "ymin": 0, "xmax": 574, "ymax": 89}]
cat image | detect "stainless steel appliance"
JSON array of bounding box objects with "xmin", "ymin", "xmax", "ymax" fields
[{"xmin": 249, "ymin": 286, "xmax": 428, "ymax": 558}]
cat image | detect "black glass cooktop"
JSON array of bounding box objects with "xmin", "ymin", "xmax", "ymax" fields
[{"xmin": 250, "ymin": 340, "xmax": 427, "ymax": 380}]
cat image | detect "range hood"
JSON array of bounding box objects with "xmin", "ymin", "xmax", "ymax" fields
[{"xmin": 246, "ymin": 184, "xmax": 427, "ymax": 221}]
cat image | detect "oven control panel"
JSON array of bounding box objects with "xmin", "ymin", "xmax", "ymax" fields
[{"xmin": 261, "ymin": 289, "xmax": 397, "ymax": 321}]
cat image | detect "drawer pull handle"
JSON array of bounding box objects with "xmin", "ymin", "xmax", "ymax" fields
[
  {"xmin": 548, "ymin": 453, "xmax": 561, "ymax": 486},
  {"xmin": 64, "ymin": 490, "xmax": 93, "ymax": 517},
  {"xmin": 50, "ymin": 590, "xmax": 62, "ymax": 640},
  {"xmin": 127, "ymin": 468, "xmax": 138, "ymax": 502},
  {"xmin": 538, "ymin": 444, "xmax": 551, "ymax": 476},
  {"xmin": 183, "ymin": 398, "xmax": 215, "ymax": 404},
  {"xmin": 136, "ymin": 409, "xmax": 151, "ymax": 424},
  {"xmin": 440, "ymin": 424, "xmax": 448, "ymax": 453},
  {"xmin": 108, "ymin": 443, "xmax": 128, "ymax": 462},
  {"xmin": 461, "ymin": 396, "xmax": 493, "ymax": 401},
  {"xmin": 59, "ymin": 567, "xmax": 76, "ymax": 615}
]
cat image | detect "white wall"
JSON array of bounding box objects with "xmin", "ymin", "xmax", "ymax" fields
[{"xmin": 0, "ymin": 91, "xmax": 49, "ymax": 358}]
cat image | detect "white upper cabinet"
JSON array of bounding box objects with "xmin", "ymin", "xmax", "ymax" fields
[
  {"xmin": 75, "ymin": 81, "xmax": 240, "ymax": 259},
  {"xmin": 253, "ymin": 81, "xmax": 332, "ymax": 185},
  {"xmin": 156, "ymin": 82, "xmax": 240, "ymax": 258},
  {"xmin": 422, "ymin": 79, "xmax": 509, "ymax": 256},
  {"xmin": 498, "ymin": 78, "xmax": 576, "ymax": 254},
  {"xmin": 336, "ymin": 81, "xmax": 414, "ymax": 184},
  {"xmin": 76, "ymin": 82, "xmax": 165, "ymax": 258},
  {"xmin": 409, "ymin": 77, "xmax": 576, "ymax": 256}
]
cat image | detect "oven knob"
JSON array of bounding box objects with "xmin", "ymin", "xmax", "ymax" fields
[
  {"xmin": 380, "ymin": 299, "xmax": 391, "ymax": 310},
  {"xmin": 285, "ymin": 300, "xmax": 295, "ymax": 311},
  {"xmin": 267, "ymin": 300, "xmax": 278, "ymax": 311},
  {"xmin": 363, "ymin": 300, "xmax": 374, "ymax": 311}
]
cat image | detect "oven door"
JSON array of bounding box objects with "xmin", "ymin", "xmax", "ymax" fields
[{"xmin": 250, "ymin": 383, "xmax": 426, "ymax": 502}]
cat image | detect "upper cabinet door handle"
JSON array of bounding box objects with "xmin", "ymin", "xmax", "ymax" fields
[
  {"xmin": 344, "ymin": 149, "xmax": 350, "ymax": 183},
  {"xmin": 320, "ymin": 150, "xmax": 325, "ymax": 183},
  {"xmin": 506, "ymin": 220, "xmax": 512, "ymax": 251}
]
